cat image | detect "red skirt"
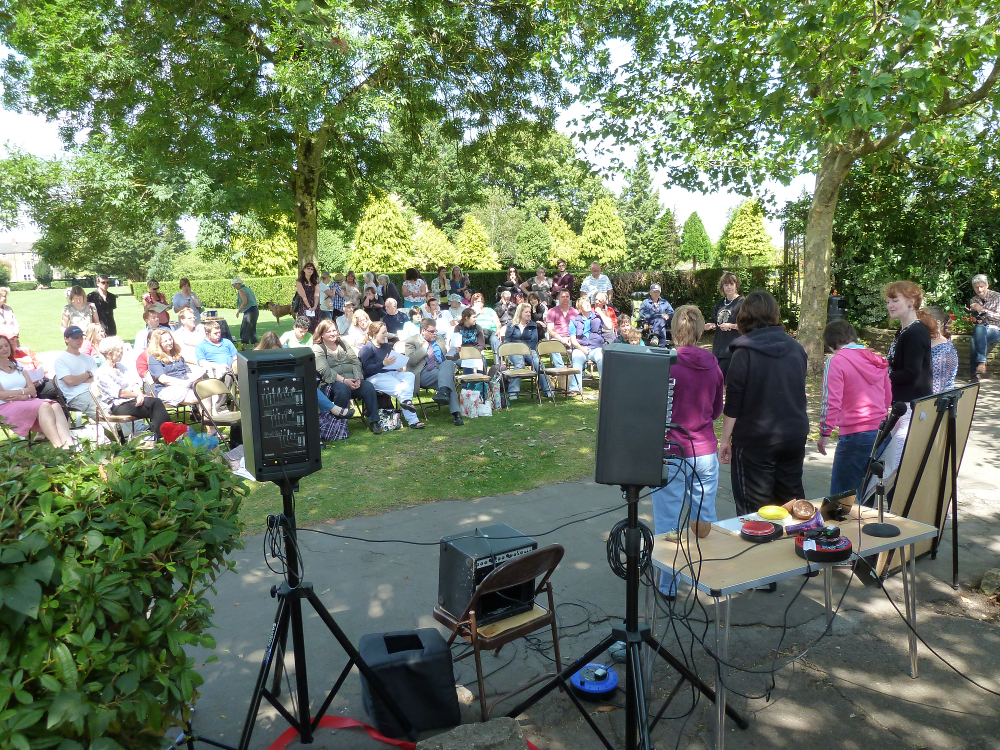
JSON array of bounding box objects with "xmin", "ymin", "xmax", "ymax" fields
[{"xmin": 0, "ymin": 398, "xmax": 57, "ymax": 437}]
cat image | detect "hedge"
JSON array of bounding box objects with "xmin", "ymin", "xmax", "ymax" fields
[
  {"xmin": 130, "ymin": 265, "xmax": 798, "ymax": 324},
  {"xmin": 0, "ymin": 440, "xmax": 245, "ymax": 748}
]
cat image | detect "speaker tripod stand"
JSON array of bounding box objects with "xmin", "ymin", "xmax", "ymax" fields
[
  {"xmin": 505, "ymin": 485, "xmax": 748, "ymax": 750},
  {"xmin": 176, "ymin": 478, "xmax": 416, "ymax": 750}
]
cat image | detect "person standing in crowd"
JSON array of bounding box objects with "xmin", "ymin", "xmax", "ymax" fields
[
  {"xmin": 378, "ymin": 274, "xmax": 402, "ymax": 309},
  {"xmin": 0, "ymin": 287, "xmax": 17, "ymax": 341},
  {"xmin": 545, "ymin": 289, "xmax": 579, "ymax": 367},
  {"xmin": 402, "ymin": 268, "xmax": 428, "ymax": 309},
  {"xmin": 337, "ymin": 301, "xmax": 356, "ymax": 335},
  {"xmin": 471, "ymin": 293, "xmax": 502, "ymax": 353},
  {"xmin": 95, "ymin": 336, "xmax": 169, "ymax": 442},
  {"xmin": 704, "ymin": 271, "xmax": 743, "ymax": 379},
  {"xmin": 316, "ymin": 272, "xmax": 331, "ymax": 321},
  {"xmin": 404, "ymin": 318, "xmax": 464, "ymax": 426},
  {"xmin": 88, "ymin": 274, "xmax": 118, "ymax": 335},
  {"xmin": 579, "ymin": 262, "xmax": 613, "ymax": 303},
  {"xmin": 927, "ymin": 307, "xmax": 958, "ymax": 393},
  {"xmin": 495, "ymin": 289, "xmax": 516, "ymax": 334},
  {"xmin": 967, "ymin": 273, "xmax": 1000, "ymax": 382},
  {"xmin": 504, "ymin": 302, "xmax": 554, "ymax": 400},
  {"xmin": 568, "ymin": 296, "xmax": 609, "ymax": 395},
  {"xmin": 232, "ymin": 277, "xmax": 259, "ymax": 347},
  {"xmin": 142, "ymin": 279, "xmax": 171, "ymax": 327},
  {"xmin": 551, "ymin": 259, "xmax": 575, "ymax": 300},
  {"xmin": 327, "ymin": 273, "xmax": 347, "ymax": 320},
  {"xmin": 719, "ymin": 290, "xmax": 808, "ymax": 528},
  {"xmin": 651, "ymin": 306, "xmax": 723, "ymax": 598},
  {"xmin": 171, "ymin": 278, "xmax": 204, "ymax": 325},
  {"xmin": 449, "ymin": 266, "xmax": 470, "ymax": 297},
  {"xmin": 381, "ymin": 297, "xmax": 408, "ymax": 338},
  {"xmin": 880, "ymin": 280, "xmax": 934, "ymax": 477},
  {"xmin": 342, "ymin": 270, "xmax": 362, "ymax": 309},
  {"xmin": 295, "ymin": 262, "xmax": 320, "ymax": 332},
  {"xmin": 312, "ymin": 320, "xmax": 378, "ymax": 426},
  {"xmin": 520, "ymin": 266, "xmax": 553, "ymax": 306},
  {"xmin": 816, "ymin": 320, "xmax": 892, "ymax": 496},
  {"xmin": 62, "ymin": 286, "xmax": 99, "ymax": 330},
  {"xmin": 55, "ymin": 325, "xmax": 100, "ymax": 421},
  {"xmin": 0, "ymin": 334, "xmax": 76, "ymax": 449},
  {"xmin": 499, "ymin": 267, "xmax": 522, "ymax": 298},
  {"xmin": 638, "ymin": 284, "xmax": 674, "ymax": 346},
  {"xmin": 359, "ymin": 321, "xmax": 425, "ymax": 429}
]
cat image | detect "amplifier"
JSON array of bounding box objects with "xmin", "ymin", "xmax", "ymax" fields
[{"xmin": 438, "ymin": 523, "xmax": 537, "ymax": 626}]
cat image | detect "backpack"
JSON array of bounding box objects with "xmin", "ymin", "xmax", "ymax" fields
[{"xmin": 318, "ymin": 412, "xmax": 349, "ymax": 442}]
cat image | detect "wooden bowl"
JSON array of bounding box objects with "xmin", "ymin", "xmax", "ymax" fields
[{"xmin": 690, "ymin": 520, "xmax": 712, "ymax": 538}]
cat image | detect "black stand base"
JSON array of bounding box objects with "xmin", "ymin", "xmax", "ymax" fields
[{"xmin": 862, "ymin": 522, "xmax": 901, "ymax": 538}]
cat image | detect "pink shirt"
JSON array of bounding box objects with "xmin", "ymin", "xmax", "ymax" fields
[
  {"xmin": 819, "ymin": 345, "xmax": 892, "ymax": 437},
  {"xmin": 545, "ymin": 306, "xmax": 579, "ymax": 341}
]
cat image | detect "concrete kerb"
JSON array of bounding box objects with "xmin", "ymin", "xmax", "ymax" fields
[{"xmin": 186, "ymin": 383, "xmax": 1000, "ymax": 750}]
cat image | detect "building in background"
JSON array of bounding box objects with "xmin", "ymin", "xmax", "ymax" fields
[{"xmin": 0, "ymin": 239, "xmax": 39, "ymax": 281}]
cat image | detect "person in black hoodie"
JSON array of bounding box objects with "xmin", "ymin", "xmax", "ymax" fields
[
  {"xmin": 719, "ymin": 290, "xmax": 808, "ymax": 517},
  {"xmin": 704, "ymin": 271, "xmax": 743, "ymax": 379}
]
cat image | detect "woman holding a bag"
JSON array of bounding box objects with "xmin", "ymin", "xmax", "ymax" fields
[
  {"xmin": 358, "ymin": 322, "xmax": 424, "ymax": 429},
  {"xmin": 295, "ymin": 262, "xmax": 320, "ymax": 332}
]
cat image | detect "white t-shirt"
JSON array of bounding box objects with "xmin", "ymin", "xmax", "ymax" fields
[
  {"xmin": 55, "ymin": 351, "xmax": 97, "ymax": 402},
  {"xmin": 317, "ymin": 282, "xmax": 332, "ymax": 312}
]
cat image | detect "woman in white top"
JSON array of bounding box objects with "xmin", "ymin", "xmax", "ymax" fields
[
  {"xmin": 345, "ymin": 309, "xmax": 372, "ymax": 351},
  {"xmin": 61, "ymin": 286, "xmax": 99, "ymax": 330},
  {"xmin": 401, "ymin": 268, "xmax": 428, "ymax": 308},
  {"xmin": 172, "ymin": 277, "xmax": 204, "ymax": 324},
  {"xmin": 95, "ymin": 336, "xmax": 169, "ymax": 441},
  {"xmin": 0, "ymin": 287, "xmax": 18, "ymax": 339},
  {"xmin": 0, "ymin": 334, "xmax": 74, "ymax": 448},
  {"xmin": 342, "ymin": 270, "xmax": 362, "ymax": 308},
  {"xmin": 173, "ymin": 308, "xmax": 206, "ymax": 364}
]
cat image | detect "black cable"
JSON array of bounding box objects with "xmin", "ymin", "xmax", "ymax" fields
[{"xmin": 606, "ymin": 518, "xmax": 654, "ymax": 580}]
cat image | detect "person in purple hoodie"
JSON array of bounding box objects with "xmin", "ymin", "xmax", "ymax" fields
[
  {"xmin": 816, "ymin": 320, "xmax": 892, "ymax": 496},
  {"xmin": 651, "ymin": 305, "xmax": 724, "ymax": 598}
]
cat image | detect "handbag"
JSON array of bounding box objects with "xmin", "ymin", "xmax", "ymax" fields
[
  {"xmin": 291, "ymin": 292, "xmax": 302, "ymax": 314},
  {"xmin": 378, "ymin": 408, "xmax": 403, "ymax": 432},
  {"xmin": 318, "ymin": 412, "xmax": 349, "ymax": 442},
  {"xmin": 458, "ymin": 388, "xmax": 482, "ymax": 419}
]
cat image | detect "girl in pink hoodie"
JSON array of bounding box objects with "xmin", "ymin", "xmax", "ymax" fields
[{"xmin": 817, "ymin": 320, "xmax": 892, "ymax": 495}]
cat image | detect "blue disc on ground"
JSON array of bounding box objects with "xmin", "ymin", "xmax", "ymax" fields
[{"xmin": 570, "ymin": 663, "xmax": 619, "ymax": 701}]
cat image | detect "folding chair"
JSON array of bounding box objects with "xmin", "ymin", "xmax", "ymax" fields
[
  {"xmin": 453, "ymin": 346, "xmax": 491, "ymax": 398},
  {"xmin": 89, "ymin": 382, "xmax": 149, "ymax": 446},
  {"xmin": 144, "ymin": 372, "xmax": 190, "ymax": 423},
  {"xmin": 194, "ymin": 379, "xmax": 242, "ymax": 450},
  {"xmin": 433, "ymin": 545, "xmax": 565, "ymax": 721},
  {"xmin": 535, "ymin": 340, "xmax": 580, "ymax": 404},
  {"xmin": 496, "ymin": 342, "xmax": 541, "ymax": 406}
]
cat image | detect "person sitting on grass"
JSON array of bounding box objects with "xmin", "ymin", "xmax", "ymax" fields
[
  {"xmin": 280, "ymin": 316, "xmax": 313, "ymax": 348},
  {"xmin": 404, "ymin": 318, "xmax": 464, "ymax": 426},
  {"xmin": 401, "ymin": 307, "xmax": 423, "ymax": 340},
  {"xmin": 55, "ymin": 325, "xmax": 99, "ymax": 422},
  {"xmin": 815, "ymin": 319, "xmax": 891, "ymax": 497},
  {"xmin": 358, "ymin": 321, "xmax": 425, "ymax": 429},
  {"xmin": 310, "ymin": 319, "xmax": 380, "ymax": 427},
  {"xmin": 0, "ymin": 334, "xmax": 76, "ymax": 449},
  {"xmin": 147, "ymin": 329, "xmax": 204, "ymax": 408},
  {"xmin": 195, "ymin": 320, "xmax": 239, "ymax": 388},
  {"xmin": 95, "ymin": 336, "xmax": 169, "ymax": 442},
  {"xmin": 381, "ymin": 297, "xmax": 408, "ymax": 338},
  {"xmin": 567, "ymin": 296, "xmax": 608, "ymax": 395},
  {"xmin": 452, "ymin": 307, "xmax": 486, "ymax": 374},
  {"xmin": 503, "ymin": 302, "xmax": 553, "ymax": 400},
  {"xmin": 650, "ymin": 306, "xmax": 724, "ymax": 599},
  {"xmin": 471, "ymin": 292, "xmax": 502, "ymax": 353}
]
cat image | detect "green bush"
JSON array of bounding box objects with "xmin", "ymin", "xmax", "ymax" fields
[
  {"xmin": 6, "ymin": 282, "xmax": 38, "ymax": 292},
  {"xmin": 0, "ymin": 441, "xmax": 245, "ymax": 749}
]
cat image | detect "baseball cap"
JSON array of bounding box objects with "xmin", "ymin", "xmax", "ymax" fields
[
  {"xmin": 230, "ymin": 277, "xmax": 243, "ymax": 286},
  {"xmin": 333, "ymin": 273, "xmax": 345, "ymax": 282},
  {"xmin": 64, "ymin": 326, "xmax": 84, "ymax": 338},
  {"xmin": 650, "ymin": 284, "xmax": 661, "ymax": 292},
  {"xmin": 448, "ymin": 293, "xmax": 462, "ymax": 303}
]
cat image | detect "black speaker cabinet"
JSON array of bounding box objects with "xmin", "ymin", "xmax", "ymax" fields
[
  {"xmin": 236, "ymin": 349, "xmax": 322, "ymax": 482},
  {"xmin": 438, "ymin": 523, "xmax": 537, "ymax": 625},
  {"xmin": 595, "ymin": 343, "xmax": 677, "ymax": 488},
  {"xmin": 358, "ymin": 629, "xmax": 460, "ymax": 738}
]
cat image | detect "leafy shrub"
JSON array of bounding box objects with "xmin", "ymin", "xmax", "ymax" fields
[
  {"xmin": 33, "ymin": 261, "xmax": 54, "ymax": 286},
  {"xmin": 0, "ymin": 441, "xmax": 245, "ymax": 749},
  {"xmin": 6, "ymin": 282, "xmax": 38, "ymax": 291}
]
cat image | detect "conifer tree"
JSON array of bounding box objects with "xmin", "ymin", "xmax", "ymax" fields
[
  {"xmin": 515, "ymin": 216, "xmax": 552, "ymax": 268},
  {"xmin": 716, "ymin": 199, "xmax": 775, "ymax": 266},
  {"xmin": 545, "ymin": 208, "xmax": 583, "ymax": 267},
  {"xmin": 413, "ymin": 218, "xmax": 461, "ymax": 271},
  {"xmin": 650, "ymin": 208, "xmax": 681, "ymax": 270},
  {"xmin": 580, "ymin": 197, "xmax": 627, "ymax": 270},
  {"xmin": 350, "ymin": 195, "xmax": 415, "ymax": 272},
  {"xmin": 617, "ymin": 150, "xmax": 661, "ymax": 270},
  {"xmin": 680, "ymin": 212, "xmax": 712, "ymax": 271},
  {"xmin": 456, "ymin": 214, "xmax": 501, "ymax": 270}
]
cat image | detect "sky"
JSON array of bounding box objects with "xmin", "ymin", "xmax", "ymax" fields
[{"xmin": 0, "ymin": 74, "xmax": 813, "ymax": 249}]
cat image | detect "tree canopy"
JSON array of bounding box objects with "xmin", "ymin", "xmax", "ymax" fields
[
  {"xmin": 617, "ymin": 150, "xmax": 662, "ymax": 270},
  {"xmin": 680, "ymin": 212, "xmax": 712, "ymax": 270},
  {"xmin": 350, "ymin": 195, "xmax": 415, "ymax": 273},
  {"xmin": 580, "ymin": 197, "xmax": 627, "ymax": 269},
  {"xmin": 717, "ymin": 200, "xmax": 775, "ymax": 267}
]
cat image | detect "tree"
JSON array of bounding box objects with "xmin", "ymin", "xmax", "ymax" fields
[
  {"xmin": 1, "ymin": 0, "xmax": 574, "ymax": 269},
  {"xmin": 545, "ymin": 208, "xmax": 583, "ymax": 267},
  {"xmin": 617, "ymin": 150, "xmax": 661, "ymax": 270},
  {"xmin": 93, "ymin": 224, "xmax": 188, "ymax": 281},
  {"xmin": 317, "ymin": 229, "xmax": 349, "ymax": 275},
  {"xmin": 580, "ymin": 197, "xmax": 627, "ymax": 269},
  {"xmin": 515, "ymin": 217, "xmax": 553, "ymax": 269},
  {"xmin": 350, "ymin": 195, "xmax": 415, "ymax": 273},
  {"xmin": 680, "ymin": 213, "xmax": 712, "ymax": 270},
  {"xmin": 0, "ymin": 262, "xmax": 10, "ymax": 286},
  {"xmin": 456, "ymin": 215, "xmax": 500, "ymax": 270},
  {"xmin": 33, "ymin": 260, "xmax": 54, "ymax": 286},
  {"xmin": 227, "ymin": 217, "xmax": 299, "ymax": 277},
  {"xmin": 413, "ymin": 219, "xmax": 461, "ymax": 272},
  {"xmin": 579, "ymin": 0, "xmax": 1000, "ymax": 370},
  {"xmin": 650, "ymin": 209, "xmax": 681, "ymax": 270},
  {"xmin": 471, "ymin": 189, "xmax": 525, "ymax": 266},
  {"xmin": 717, "ymin": 200, "xmax": 775, "ymax": 266}
]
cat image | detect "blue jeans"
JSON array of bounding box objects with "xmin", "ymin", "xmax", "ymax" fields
[
  {"xmin": 651, "ymin": 454, "xmax": 719, "ymax": 595},
  {"xmin": 970, "ymin": 324, "xmax": 1000, "ymax": 372},
  {"xmin": 508, "ymin": 353, "xmax": 552, "ymax": 397},
  {"xmin": 570, "ymin": 347, "xmax": 603, "ymax": 392},
  {"xmin": 830, "ymin": 430, "xmax": 877, "ymax": 497}
]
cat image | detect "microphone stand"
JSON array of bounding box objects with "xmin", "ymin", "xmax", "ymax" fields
[{"xmin": 862, "ymin": 459, "xmax": 900, "ymax": 538}]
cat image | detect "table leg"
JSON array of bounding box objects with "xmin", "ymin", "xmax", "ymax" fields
[
  {"xmin": 823, "ymin": 566, "xmax": 833, "ymax": 632},
  {"xmin": 902, "ymin": 543, "xmax": 918, "ymax": 678},
  {"xmin": 714, "ymin": 595, "xmax": 731, "ymax": 750}
]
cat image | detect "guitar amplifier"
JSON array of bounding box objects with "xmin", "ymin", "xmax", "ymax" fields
[{"xmin": 437, "ymin": 523, "xmax": 537, "ymax": 626}]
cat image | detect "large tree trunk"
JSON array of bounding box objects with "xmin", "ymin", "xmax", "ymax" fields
[
  {"xmin": 798, "ymin": 145, "xmax": 857, "ymax": 374},
  {"xmin": 294, "ymin": 127, "xmax": 330, "ymax": 270}
]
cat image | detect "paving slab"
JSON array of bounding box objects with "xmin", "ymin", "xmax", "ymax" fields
[{"xmin": 185, "ymin": 382, "xmax": 1000, "ymax": 750}]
